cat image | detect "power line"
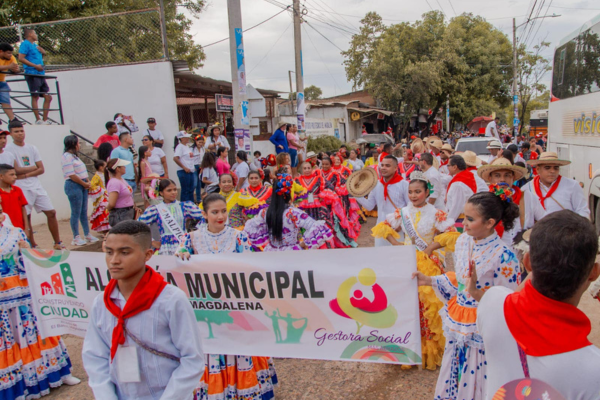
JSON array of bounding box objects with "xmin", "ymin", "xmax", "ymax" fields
[
  {"xmin": 523, "ymin": 0, "xmax": 546, "ymax": 48},
  {"xmin": 435, "ymin": 0, "xmax": 447, "ymax": 17},
  {"xmin": 201, "ymin": 6, "xmax": 291, "ymax": 48},
  {"xmin": 308, "ymin": 0, "xmax": 357, "ymax": 32},
  {"xmin": 550, "ymin": 5, "xmax": 600, "ymax": 10},
  {"xmin": 526, "ymin": 0, "xmax": 554, "ymax": 49},
  {"xmin": 302, "ymin": 24, "xmax": 343, "ymax": 94},
  {"xmin": 304, "ymin": 20, "xmax": 345, "ymax": 52},
  {"xmin": 425, "ymin": 0, "xmax": 435, "ymax": 11},
  {"xmin": 447, "ymin": 0, "xmax": 458, "ymax": 16},
  {"xmin": 303, "ymin": 13, "xmax": 357, "ymax": 37},
  {"xmin": 248, "ymin": 21, "xmax": 293, "ymax": 74}
]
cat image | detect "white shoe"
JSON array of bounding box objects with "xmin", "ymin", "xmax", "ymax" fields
[
  {"xmin": 85, "ymin": 234, "xmax": 99, "ymax": 243},
  {"xmin": 71, "ymin": 236, "xmax": 87, "ymax": 246},
  {"xmin": 35, "ymin": 120, "xmax": 43, "ymax": 125},
  {"xmin": 43, "ymin": 120, "xmax": 52, "ymax": 125},
  {"xmin": 62, "ymin": 375, "xmax": 81, "ymax": 386}
]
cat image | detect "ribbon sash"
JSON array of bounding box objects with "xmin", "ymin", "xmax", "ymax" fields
[
  {"xmin": 400, "ymin": 207, "xmax": 429, "ymax": 251},
  {"xmin": 156, "ymin": 202, "xmax": 185, "ymax": 243}
]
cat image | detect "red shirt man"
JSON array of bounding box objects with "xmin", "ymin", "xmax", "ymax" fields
[{"xmin": 93, "ymin": 121, "xmax": 120, "ymax": 149}]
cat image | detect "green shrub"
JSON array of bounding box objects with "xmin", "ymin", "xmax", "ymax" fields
[{"xmin": 307, "ymin": 135, "xmax": 344, "ymax": 153}]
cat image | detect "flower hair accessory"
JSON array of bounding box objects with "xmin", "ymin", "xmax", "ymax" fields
[
  {"xmin": 148, "ymin": 179, "xmax": 160, "ymax": 199},
  {"xmin": 489, "ymin": 183, "xmax": 515, "ymax": 203},
  {"xmin": 276, "ymin": 173, "xmax": 293, "ymax": 195}
]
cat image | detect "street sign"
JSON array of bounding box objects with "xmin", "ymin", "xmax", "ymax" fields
[{"xmin": 215, "ymin": 94, "xmax": 234, "ymax": 112}]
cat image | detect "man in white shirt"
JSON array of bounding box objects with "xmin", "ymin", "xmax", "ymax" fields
[
  {"xmin": 484, "ymin": 140, "xmax": 502, "ymax": 165},
  {"xmin": 354, "ymin": 155, "xmax": 409, "ymax": 247},
  {"xmin": 6, "ymin": 121, "xmax": 64, "ymax": 249},
  {"xmin": 523, "ymin": 152, "xmax": 589, "ymax": 218},
  {"xmin": 484, "ymin": 117, "xmax": 500, "ymax": 141},
  {"xmin": 419, "ymin": 153, "xmax": 444, "ymax": 209},
  {"xmin": 0, "ymin": 129, "xmax": 15, "ymax": 166},
  {"xmin": 474, "ymin": 211, "xmax": 600, "ymax": 400},
  {"xmin": 438, "ymin": 143, "xmax": 453, "ymax": 176},
  {"xmin": 444, "ymin": 155, "xmax": 477, "ymax": 231},
  {"xmin": 145, "ymin": 117, "xmax": 165, "ymax": 148},
  {"xmin": 460, "ymin": 150, "xmax": 488, "ymax": 193}
]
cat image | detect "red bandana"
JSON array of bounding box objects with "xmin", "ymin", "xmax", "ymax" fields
[
  {"xmin": 533, "ymin": 175, "xmax": 561, "ymax": 209},
  {"xmin": 512, "ymin": 185, "xmax": 523, "ymax": 205},
  {"xmin": 446, "ymin": 170, "xmax": 477, "ymax": 200},
  {"xmin": 466, "ymin": 166, "xmax": 477, "ymax": 172},
  {"xmin": 104, "ymin": 266, "xmax": 167, "ymax": 361},
  {"xmin": 504, "ymin": 280, "xmax": 592, "ymax": 357},
  {"xmin": 440, "ymin": 159, "xmax": 449, "ymax": 166},
  {"xmin": 379, "ymin": 172, "xmax": 403, "ymax": 201}
]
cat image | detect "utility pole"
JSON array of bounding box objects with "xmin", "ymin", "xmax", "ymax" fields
[
  {"xmin": 227, "ymin": 0, "xmax": 251, "ymax": 152},
  {"xmin": 446, "ymin": 95, "xmax": 450, "ymax": 133},
  {"xmin": 512, "ymin": 18, "xmax": 519, "ymax": 139},
  {"xmin": 158, "ymin": 0, "xmax": 169, "ymax": 59},
  {"xmin": 288, "ymin": 70, "xmax": 295, "ymax": 114},
  {"xmin": 292, "ymin": 0, "xmax": 305, "ymax": 134}
]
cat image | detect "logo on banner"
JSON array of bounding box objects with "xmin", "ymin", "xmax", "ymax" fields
[
  {"xmin": 40, "ymin": 263, "xmax": 77, "ymax": 298},
  {"xmin": 329, "ymin": 268, "xmax": 398, "ymax": 334}
]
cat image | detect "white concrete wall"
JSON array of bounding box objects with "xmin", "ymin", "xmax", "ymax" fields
[{"xmin": 7, "ymin": 62, "xmax": 180, "ymax": 182}]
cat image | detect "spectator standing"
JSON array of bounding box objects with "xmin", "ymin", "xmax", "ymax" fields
[
  {"xmin": 530, "ymin": 136, "xmax": 544, "ymax": 155},
  {"xmin": 234, "ymin": 151, "xmax": 250, "ymax": 191},
  {"xmin": 0, "ymin": 130, "xmax": 15, "ymax": 166},
  {"xmin": 113, "ymin": 113, "xmax": 139, "ymax": 136},
  {"xmin": 6, "ymin": 121, "xmax": 64, "ymax": 249},
  {"xmin": 109, "ymin": 132, "xmax": 136, "ymax": 191},
  {"xmin": 204, "ymin": 124, "xmax": 230, "ymax": 154},
  {"xmin": 270, "ymin": 122, "xmax": 289, "ymax": 154},
  {"xmin": 485, "ymin": 117, "xmax": 501, "ymax": 141},
  {"xmin": 173, "ymin": 131, "xmax": 195, "ymax": 202},
  {"xmin": 0, "ymin": 43, "xmax": 19, "ymax": 123},
  {"xmin": 201, "ymin": 152, "xmax": 219, "ymax": 194},
  {"xmin": 93, "ymin": 121, "xmax": 120, "ymax": 150},
  {"xmin": 216, "ymin": 146, "xmax": 230, "ymax": 176},
  {"xmin": 17, "ymin": 29, "xmax": 52, "ymax": 125},
  {"xmin": 287, "ymin": 123, "xmax": 303, "ymax": 175},
  {"xmin": 0, "ymin": 163, "xmax": 28, "ymax": 230},
  {"xmin": 250, "ymin": 150, "xmax": 262, "ymax": 171},
  {"xmin": 192, "ymin": 135, "xmax": 205, "ymax": 202},
  {"xmin": 61, "ymin": 135, "xmax": 98, "ymax": 246},
  {"xmin": 137, "ymin": 145, "xmax": 155, "ymax": 208},
  {"xmin": 106, "ymin": 158, "xmax": 136, "ymax": 226},
  {"xmin": 347, "ymin": 149, "xmax": 364, "ymax": 170},
  {"xmin": 142, "ymin": 135, "xmax": 168, "ymax": 178},
  {"xmin": 145, "ymin": 117, "xmax": 164, "ymax": 148}
]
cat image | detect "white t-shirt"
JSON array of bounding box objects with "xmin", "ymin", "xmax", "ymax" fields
[
  {"xmin": 348, "ymin": 159, "xmax": 364, "ymax": 170},
  {"xmin": 192, "ymin": 147, "xmax": 205, "ymax": 166},
  {"xmin": 147, "ymin": 147, "xmax": 166, "ymax": 176},
  {"xmin": 235, "ymin": 162, "xmax": 250, "ymax": 190},
  {"xmin": 0, "ymin": 150, "xmax": 16, "ymax": 166},
  {"xmin": 174, "ymin": 143, "xmax": 195, "ymax": 171},
  {"xmin": 201, "ymin": 167, "xmax": 219, "ymax": 191},
  {"xmin": 485, "ymin": 121, "xmax": 499, "ymax": 140},
  {"xmin": 6, "ymin": 142, "xmax": 44, "ymax": 191},
  {"xmin": 146, "ymin": 128, "xmax": 164, "ymax": 142}
]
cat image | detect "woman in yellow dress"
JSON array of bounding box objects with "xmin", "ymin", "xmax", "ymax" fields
[{"xmin": 372, "ymin": 171, "xmax": 457, "ymax": 370}]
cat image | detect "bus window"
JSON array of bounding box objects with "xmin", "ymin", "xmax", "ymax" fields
[{"xmin": 558, "ymin": 48, "xmax": 565, "ymax": 86}]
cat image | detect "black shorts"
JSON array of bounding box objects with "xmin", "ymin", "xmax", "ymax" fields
[{"xmin": 25, "ymin": 76, "xmax": 50, "ymax": 96}]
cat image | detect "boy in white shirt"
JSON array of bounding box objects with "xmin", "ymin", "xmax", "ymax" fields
[
  {"xmin": 82, "ymin": 221, "xmax": 204, "ymax": 400},
  {"xmin": 472, "ymin": 211, "xmax": 600, "ymax": 400}
]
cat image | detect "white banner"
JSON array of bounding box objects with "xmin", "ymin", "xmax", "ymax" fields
[{"xmin": 22, "ymin": 247, "xmax": 422, "ymax": 364}]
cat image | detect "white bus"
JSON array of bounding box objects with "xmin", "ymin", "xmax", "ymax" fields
[{"xmin": 548, "ymin": 13, "xmax": 600, "ymax": 228}]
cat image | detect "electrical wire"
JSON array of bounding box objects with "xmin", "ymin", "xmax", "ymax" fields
[
  {"xmin": 526, "ymin": 0, "xmax": 554, "ymax": 49},
  {"xmin": 201, "ymin": 6, "xmax": 291, "ymax": 48},
  {"xmin": 248, "ymin": 21, "xmax": 293, "ymax": 74},
  {"xmin": 447, "ymin": 0, "xmax": 458, "ymax": 16},
  {"xmin": 304, "ymin": 20, "xmax": 344, "ymax": 52},
  {"xmin": 435, "ymin": 0, "xmax": 447, "ymax": 17},
  {"xmin": 302, "ymin": 24, "xmax": 343, "ymax": 94},
  {"xmin": 522, "ymin": 0, "xmax": 545, "ymax": 48},
  {"xmin": 306, "ymin": 0, "xmax": 358, "ymax": 33},
  {"xmin": 425, "ymin": 0, "xmax": 435, "ymax": 11}
]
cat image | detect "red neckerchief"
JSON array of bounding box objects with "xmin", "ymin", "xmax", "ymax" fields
[
  {"xmin": 533, "ymin": 175, "xmax": 561, "ymax": 209},
  {"xmin": 379, "ymin": 172, "xmax": 403, "ymax": 201},
  {"xmin": 466, "ymin": 166, "xmax": 477, "ymax": 171},
  {"xmin": 504, "ymin": 280, "xmax": 592, "ymax": 357},
  {"xmin": 104, "ymin": 266, "xmax": 167, "ymax": 361},
  {"xmin": 446, "ymin": 170, "xmax": 477, "ymax": 200},
  {"xmin": 512, "ymin": 185, "xmax": 523, "ymax": 204},
  {"xmin": 440, "ymin": 159, "xmax": 449, "ymax": 166}
]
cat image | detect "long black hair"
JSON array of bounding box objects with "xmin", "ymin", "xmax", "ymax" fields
[
  {"xmin": 266, "ymin": 170, "xmax": 292, "ymax": 242},
  {"xmin": 137, "ymin": 145, "xmax": 149, "ymax": 185},
  {"xmin": 97, "ymin": 142, "xmax": 113, "ymax": 162},
  {"xmin": 236, "ymin": 150, "xmax": 248, "ymax": 162},
  {"xmin": 467, "ymin": 191, "xmax": 520, "ymax": 231},
  {"xmin": 63, "ymin": 135, "xmax": 78, "ymax": 154},
  {"xmin": 158, "ymin": 178, "xmax": 177, "ymax": 194}
]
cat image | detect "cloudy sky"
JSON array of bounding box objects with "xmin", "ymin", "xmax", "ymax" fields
[{"xmin": 187, "ymin": 0, "xmax": 599, "ymax": 98}]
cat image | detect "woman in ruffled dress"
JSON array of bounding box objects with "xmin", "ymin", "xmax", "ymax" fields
[
  {"xmin": 242, "ymin": 170, "xmax": 272, "ymax": 203},
  {"xmin": 331, "ymin": 154, "xmax": 363, "ymax": 239},
  {"xmin": 89, "ymin": 159, "xmax": 110, "ymax": 234},
  {"xmin": 0, "ymin": 204, "xmax": 80, "ymax": 399},
  {"xmin": 372, "ymin": 171, "xmax": 456, "ymax": 370},
  {"xmin": 413, "ymin": 190, "xmax": 522, "ymax": 400},
  {"xmin": 137, "ymin": 179, "xmax": 204, "ymax": 255},
  {"xmin": 176, "ymin": 193, "xmax": 277, "ymax": 400},
  {"xmin": 213, "ymin": 173, "xmax": 263, "ymax": 229},
  {"xmin": 245, "ymin": 172, "xmax": 333, "ymax": 251}
]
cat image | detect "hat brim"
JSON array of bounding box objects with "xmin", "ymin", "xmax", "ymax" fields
[
  {"xmin": 527, "ymin": 159, "xmax": 571, "ymax": 166},
  {"xmin": 465, "ymin": 158, "xmax": 483, "ymax": 167},
  {"xmin": 347, "ymin": 167, "xmax": 378, "ymax": 198},
  {"xmin": 478, "ymin": 164, "xmax": 527, "ymax": 182}
]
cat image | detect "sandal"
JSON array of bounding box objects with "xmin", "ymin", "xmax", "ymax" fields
[{"xmin": 53, "ymin": 242, "xmax": 66, "ymax": 250}]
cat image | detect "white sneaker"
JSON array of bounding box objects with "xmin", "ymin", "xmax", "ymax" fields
[
  {"xmin": 35, "ymin": 120, "xmax": 43, "ymax": 125},
  {"xmin": 85, "ymin": 234, "xmax": 99, "ymax": 243},
  {"xmin": 43, "ymin": 120, "xmax": 52, "ymax": 125},
  {"xmin": 71, "ymin": 236, "xmax": 87, "ymax": 246},
  {"xmin": 62, "ymin": 375, "xmax": 81, "ymax": 386}
]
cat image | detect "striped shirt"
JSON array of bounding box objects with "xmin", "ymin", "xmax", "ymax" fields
[{"xmin": 61, "ymin": 152, "xmax": 88, "ymax": 181}]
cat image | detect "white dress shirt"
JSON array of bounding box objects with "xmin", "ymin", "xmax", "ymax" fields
[
  {"xmin": 444, "ymin": 181, "xmax": 475, "ymax": 222},
  {"xmin": 522, "ymin": 176, "xmax": 590, "ymax": 218},
  {"xmin": 470, "ymin": 169, "xmax": 489, "ymax": 193},
  {"xmin": 423, "ymin": 167, "xmax": 445, "ymax": 210},
  {"xmin": 82, "ymin": 284, "xmax": 204, "ymax": 400},
  {"xmin": 356, "ymin": 179, "xmax": 409, "ymax": 247},
  {"xmin": 478, "ymin": 286, "xmax": 600, "ymax": 400},
  {"xmin": 500, "ymin": 189, "xmax": 547, "ymax": 248}
]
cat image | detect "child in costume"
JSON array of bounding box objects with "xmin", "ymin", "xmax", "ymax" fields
[
  {"xmin": 320, "ymin": 158, "xmax": 357, "ymax": 247},
  {"xmin": 244, "ymin": 172, "xmax": 333, "ymax": 251},
  {"xmin": 83, "ymin": 221, "xmax": 204, "ymax": 399},
  {"xmin": 372, "ymin": 171, "xmax": 456, "ymax": 370},
  {"xmin": 89, "ymin": 159, "xmax": 110, "ymax": 233},
  {"xmin": 176, "ymin": 194, "xmax": 278, "ymax": 400},
  {"xmin": 413, "ymin": 190, "xmax": 521, "ymax": 400},
  {"xmin": 138, "ymin": 179, "xmax": 204, "ymax": 255},
  {"xmin": 212, "ymin": 173, "xmax": 264, "ymax": 229}
]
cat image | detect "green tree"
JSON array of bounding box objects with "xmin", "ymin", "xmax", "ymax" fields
[
  {"xmin": 0, "ymin": 0, "xmax": 206, "ymax": 68},
  {"xmin": 304, "ymin": 85, "xmax": 322, "ymax": 100},
  {"xmin": 504, "ymin": 90, "xmax": 549, "ymax": 130}
]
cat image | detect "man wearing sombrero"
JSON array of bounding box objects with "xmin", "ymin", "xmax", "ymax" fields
[
  {"xmin": 428, "ymin": 137, "xmax": 443, "ymax": 164},
  {"xmin": 439, "ymin": 143, "xmax": 453, "ymax": 175},
  {"xmin": 478, "ymin": 158, "xmax": 546, "ymax": 247},
  {"xmin": 461, "ymin": 150, "xmax": 489, "ymax": 193},
  {"xmin": 484, "ymin": 140, "xmax": 502, "ymax": 165},
  {"xmin": 523, "ymin": 152, "xmax": 589, "ymax": 218}
]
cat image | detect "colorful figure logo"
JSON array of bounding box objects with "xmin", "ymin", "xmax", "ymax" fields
[
  {"xmin": 40, "ymin": 263, "xmax": 77, "ymax": 299},
  {"xmin": 329, "ymin": 268, "xmax": 397, "ymax": 334}
]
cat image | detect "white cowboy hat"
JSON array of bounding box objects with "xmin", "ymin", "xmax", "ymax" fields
[
  {"xmin": 177, "ymin": 131, "xmax": 192, "ymax": 139},
  {"xmin": 527, "ymin": 151, "xmax": 571, "ymax": 167},
  {"xmin": 306, "ymin": 151, "xmax": 317, "ymax": 159},
  {"xmin": 486, "ymin": 140, "xmax": 502, "ymax": 150},
  {"xmin": 478, "ymin": 157, "xmax": 527, "ymax": 182},
  {"xmin": 346, "ymin": 167, "xmax": 378, "ymax": 198}
]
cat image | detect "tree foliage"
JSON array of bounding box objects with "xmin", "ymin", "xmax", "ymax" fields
[
  {"xmin": 0, "ymin": 0, "xmax": 206, "ymax": 69},
  {"xmin": 304, "ymin": 85, "xmax": 323, "ymax": 100},
  {"xmin": 342, "ymin": 11, "xmax": 513, "ymax": 131}
]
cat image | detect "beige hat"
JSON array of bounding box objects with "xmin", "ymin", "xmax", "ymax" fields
[
  {"xmin": 113, "ymin": 158, "xmax": 131, "ymax": 168},
  {"xmin": 486, "ymin": 140, "xmax": 502, "ymax": 150},
  {"xmin": 441, "ymin": 143, "xmax": 454, "ymax": 153},
  {"xmin": 461, "ymin": 150, "xmax": 483, "ymax": 167},
  {"xmin": 347, "ymin": 167, "xmax": 378, "ymax": 198},
  {"xmin": 527, "ymin": 151, "xmax": 571, "ymax": 167},
  {"xmin": 428, "ymin": 137, "xmax": 443, "ymax": 150},
  {"xmin": 306, "ymin": 151, "xmax": 317, "ymax": 159},
  {"xmin": 208, "ymin": 123, "xmax": 222, "ymax": 134},
  {"xmin": 478, "ymin": 157, "xmax": 527, "ymax": 182}
]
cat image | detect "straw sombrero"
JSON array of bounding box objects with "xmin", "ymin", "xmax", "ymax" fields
[
  {"xmin": 208, "ymin": 123, "xmax": 222, "ymax": 134},
  {"xmin": 461, "ymin": 150, "xmax": 483, "ymax": 167},
  {"xmin": 428, "ymin": 137, "xmax": 443, "ymax": 150},
  {"xmin": 347, "ymin": 167, "xmax": 378, "ymax": 198},
  {"xmin": 527, "ymin": 151, "xmax": 571, "ymax": 167},
  {"xmin": 486, "ymin": 140, "xmax": 502, "ymax": 150},
  {"xmin": 478, "ymin": 157, "xmax": 527, "ymax": 182},
  {"xmin": 441, "ymin": 143, "xmax": 453, "ymax": 153}
]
